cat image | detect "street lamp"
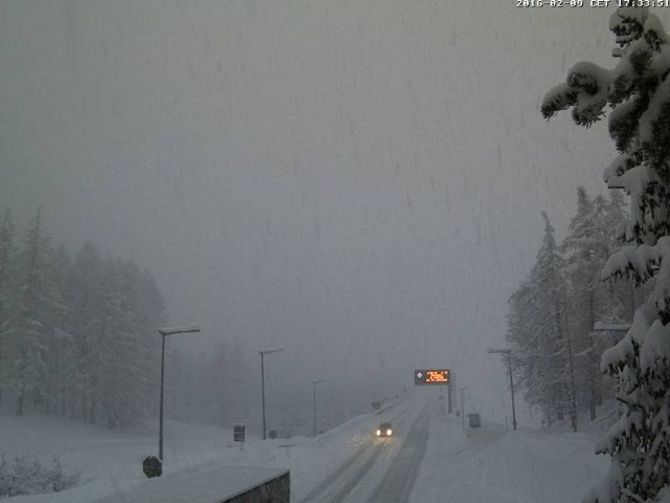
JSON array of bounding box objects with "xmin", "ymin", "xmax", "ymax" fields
[
  {"xmin": 487, "ymin": 348, "xmax": 517, "ymax": 431},
  {"xmin": 460, "ymin": 387, "xmax": 466, "ymax": 430},
  {"xmin": 153, "ymin": 325, "xmax": 200, "ymax": 476},
  {"xmin": 259, "ymin": 348, "xmax": 284, "ymax": 440},
  {"xmin": 312, "ymin": 379, "xmax": 329, "ymax": 437}
]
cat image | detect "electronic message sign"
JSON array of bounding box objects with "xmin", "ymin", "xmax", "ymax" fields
[{"xmin": 414, "ymin": 369, "xmax": 450, "ymax": 385}]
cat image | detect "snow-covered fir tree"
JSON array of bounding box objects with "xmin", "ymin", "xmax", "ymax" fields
[
  {"xmin": 14, "ymin": 208, "xmax": 63, "ymax": 416},
  {"xmin": 70, "ymin": 242, "xmax": 106, "ymax": 423},
  {"xmin": 0, "ymin": 210, "xmax": 169, "ymax": 428},
  {"xmin": 44, "ymin": 244, "xmax": 75, "ymax": 416},
  {"xmin": 95, "ymin": 258, "xmax": 163, "ymax": 428},
  {"xmin": 562, "ymin": 188, "xmax": 615, "ymax": 421},
  {"xmin": 507, "ymin": 190, "xmax": 631, "ymax": 429},
  {"xmin": 507, "ymin": 213, "xmax": 578, "ymax": 428},
  {"xmin": 0, "ymin": 210, "xmax": 17, "ymax": 407},
  {"xmin": 542, "ymin": 6, "xmax": 670, "ymax": 502}
]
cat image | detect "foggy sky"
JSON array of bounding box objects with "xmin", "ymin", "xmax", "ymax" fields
[{"xmin": 0, "ymin": 1, "xmax": 639, "ymax": 421}]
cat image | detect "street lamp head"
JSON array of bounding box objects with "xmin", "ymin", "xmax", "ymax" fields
[
  {"xmin": 313, "ymin": 379, "xmax": 329, "ymax": 385},
  {"xmin": 158, "ymin": 325, "xmax": 201, "ymax": 336},
  {"xmin": 260, "ymin": 348, "xmax": 285, "ymax": 356},
  {"xmin": 487, "ymin": 348, "xmax": 511, "ymax": 354}
]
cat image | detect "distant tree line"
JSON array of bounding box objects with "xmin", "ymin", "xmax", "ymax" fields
[
  {"xmin": 505, "ymin": 188, "xmax": 642, "ymax": 430},
  {"xmin": 0, "ymin": 208, "xmax": 167, "ymax": 428}
]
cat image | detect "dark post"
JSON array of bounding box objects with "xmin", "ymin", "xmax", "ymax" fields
[
  {"xmin": 447, "ymin": 381, "xmax": 452, "ymax": 413},
  {"xmin": 507, "ymin": 352, "xmax": 517, "ymax": 431},
  {"xmin": 152, "ymin": 325, "xmax": 199, "ymax": 476},
  {"xmin": 312, "ymin": 379, "xmax": 328, "ymax": 437},
  {"xmin": 259, "ymin": 348, "xmax": 284, "ymax": 441},
  {"xmin": 312, "ymin": 381, "xmax": 317, "ymax": 437},
  {"xmin": 260, "ymin": 352, "xmax": 266, "ymax": 440},
  {"xmin": 159, "ymin": 333, "xmax": 166, "ymax": 460},
  {"xmin": 487, "ymin": 347, "xmax": 517, "ymax": 432}
]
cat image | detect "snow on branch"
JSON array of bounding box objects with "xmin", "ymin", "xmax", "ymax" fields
[
  {"xmin": 640, "ymin": 319, "xmax": 670, "ymax": 373},
  {"xmin": 608, "ymin": 96, "xmax": 643, "ymax": 151},
  {"xmin": 583, "ymin": 458, "xmax": 624, "ymax": 503},
  {"xmin": 541, "ymin": 63, "xmax": 613, "ymax": 126},
  {"xmin": 603, "ymin": 153, "xmax": 637, "ymax": 186},
  {"xmin": 595, "ymin": 409, "xmax": 644, "ymax": 455},
  {"xmin": 541, "ymin": 83, "xmax": 578, "ymax": 119},
  {"xmin": 609, "ymin": 8, "xmax": 649, "ymax": 47},
  {"xmin": 638, "ymin": 76, "xmax": 670, "ymax": 170},
  {"xmin": 602, "ymin": 243, "xmax": 656, "ymax": 283},
  {"xmin": 601, "ymin": 306, "xmax": 652, "ymax": 373},
  {"xmin": 568, "ymin": 62, "xmax": 613, "ymax": 126}
]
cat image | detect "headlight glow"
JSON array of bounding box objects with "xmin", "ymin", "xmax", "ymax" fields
[
  {"xmin": 376, "ymin": 429, "xmax": 381, "ymax": 436},
  {"xmin": 386, "ymin": 429, "xmax": 392, "ymax": 436}
]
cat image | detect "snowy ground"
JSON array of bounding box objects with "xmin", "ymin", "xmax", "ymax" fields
[
  {"xmin": 411, "ymin": 406, "xmax": 610, "ymax": 502},
  {"xmin": 0, "ymin": 395, "xmax": 416, "ymax": 502},
  {"xmin": 1, "ymin": 393, "xmax": 610, "ymax": 502}
]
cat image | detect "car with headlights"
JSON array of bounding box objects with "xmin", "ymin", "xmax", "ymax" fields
[{"xmin": 376, "ymin": 422, "xmax": 393, "ymax": 438}]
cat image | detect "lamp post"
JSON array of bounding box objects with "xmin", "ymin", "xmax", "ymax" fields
[
  {"xmin": 487, "ymin": 348, "xmax": 517, "ymax": 431},
  {"xmin": 460, "ymin": 387, "xmax": 466, "ymax": 430},
  {"xmin": 312, "ymin": 379, "xmax": 328, "ymax": 437},
  {"xmin": 157, "ymin": 325, "xmax": 200, "ymax": 469},
  {"xmin": 259, "ymin": 348, "xmax": 284, "ymax": 440}
]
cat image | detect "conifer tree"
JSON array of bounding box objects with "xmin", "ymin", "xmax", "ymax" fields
[
  {"xmin": 0, "ymin": 210, "xmax": 17, "ymax": 407},
  {"xmin": 14, "ymin": 208, "xmax": 61, "ymax": 416},
  {"xmin": 70, "ymin": 242, "xmax": 105, "ymax": 423},
  {"xmin": 536, "ymin": 213, "xmax": 578, "ymax": 430},
  {"xmin": 507, "ymin": 214, "xmax": 577, "ymax": 428},
  {"xmin": 543, "ymin": 6, "xmax": 670, "ymax": 501},
  {"xmin": 45, "ymin": 244, "xmax": 74, "ymax": 415},
  {"xmin": 562, "ymin": 188, "xmax": 610, "ymax": 421}
]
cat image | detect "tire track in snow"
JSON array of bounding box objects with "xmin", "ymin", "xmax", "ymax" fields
[
  {"xmin": 299, "ymin": 396, "xmax": 423, "ymax": 503},
  {"xmin": 368, "ymin": 405, "xmax": 429, "ymax": 502}
]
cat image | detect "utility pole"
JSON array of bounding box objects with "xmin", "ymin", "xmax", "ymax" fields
[
  {"xmin": 447, "ymin": 380, "xmax": 453, "ymax": 413},
  {"xmin": 156, "ymin": 325, "xmax": 200, "ymax": 471},
  {"xmin": 259, "ymin": 348, "xmax": 284, "ymax": 440},
  {"xmin": 506, "ymin": 351, "xmax": 517, "ymax": 432},
  {"xmin": 487, "ymin": 348, "xmax": 517, "ymax": 431},
  {"xmin": 312, "ymin": 379, "xmax": 328, "ymax": 437},
  {"xmin": 460, "ymin": 387, "xmax": 466, "ymax": 430}
]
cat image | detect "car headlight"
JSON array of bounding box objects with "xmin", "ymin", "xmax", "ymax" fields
[
  {"xmin": 376, "ymin": 429, "xmax": 381, "ymax": 436},
  {"xmin": 386, "ymin": 429, "xmax": 392, "ymax": 436}
]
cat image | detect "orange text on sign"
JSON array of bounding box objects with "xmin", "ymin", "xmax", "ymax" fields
[{"xmin": 426, "ymin": 370, "xmax": 449, "ymax": 383}]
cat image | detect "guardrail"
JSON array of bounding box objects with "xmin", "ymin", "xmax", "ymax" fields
[
  {"xmin": 94, "ymin": 466, "xmax": 289, "ymax": 503},
  {"xmin": 223, "ymin": 470, "xmax": 289, "ymax": 503}
]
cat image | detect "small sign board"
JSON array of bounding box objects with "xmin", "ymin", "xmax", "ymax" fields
[
  {"xmin": 414, "ymin": 369, "xmax": 450, "ymax": 385},
  {"xmin": 233, "ymin": 423, "xmax": 246, "ymax": 442},
  {"xmin": 468, "ymin": 413, "xmax": 481, "ymax": 428}
]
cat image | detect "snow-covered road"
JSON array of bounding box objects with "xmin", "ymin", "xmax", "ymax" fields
[
  {"xmin": 368, "ymin": 409, "xmax": 429, "ymax": 502},
  {"xmin": 300, "ymin": 395, "xmax": 429, "ymax": 502},
  {"xmin": 301, "ymin": 393, "xmax": 607, "ymax": 503}
]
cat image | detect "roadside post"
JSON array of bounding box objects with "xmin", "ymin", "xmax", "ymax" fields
[{"xmin": 234, "ymin": 423, "xmax": 246, "ymax": 451}]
